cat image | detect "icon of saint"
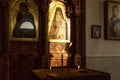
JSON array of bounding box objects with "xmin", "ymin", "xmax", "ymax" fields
[
  {"xmin": 13, "ymin": 2, "xmax": 36, "ymax": 38},
  {"xmin": 49, "ymin": 7, "xmax": 68, "ymax": 40}
]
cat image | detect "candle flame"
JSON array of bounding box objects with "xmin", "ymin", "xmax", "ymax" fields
[
  {"xmin": 69, "ymin": 42, "xmax": 72, "ymax": 47},
  {"xmin": 50, "ymin": 66, "xmax": 52, "ymax": 70},
  {"xmin": 78, "ymin": 65, "xmax": 80, "ymax": 69}
]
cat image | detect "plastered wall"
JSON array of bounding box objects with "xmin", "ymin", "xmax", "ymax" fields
[{"xmin": 86, "ymin": 0, "xmax": 120, "ymax": 80}]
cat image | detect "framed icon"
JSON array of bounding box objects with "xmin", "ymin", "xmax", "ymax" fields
[
  {"xmin": 91, "ymin": 25, "xmax": 101, "ymax": 39},
  {"xmin": 9, "ymin": 0, "xmax": 39, "ymax": 41},
  {"xmin": 104, "ymin": 1, "xmax": 120, "ymax": 40},
  {"xmin": 48, "ymin": 1, "xmax": 70, "ymax": 43}
]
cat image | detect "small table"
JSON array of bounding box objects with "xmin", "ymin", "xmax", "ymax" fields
[{"xmin": 30, "ymin": 68, "xmax": 110, "ymax": 80}]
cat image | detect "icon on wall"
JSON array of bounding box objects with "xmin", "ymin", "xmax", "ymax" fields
[
  {"xmin": 9, "ymin": 0, "xmax": 39, "ymax": 41},
  {"xmin": 48, "ymin": 1, "xmax": 70, "ymax": 43},
  {"xmin": 104, "ymin": 1, "xmax": 120, "ymax": 40},
  {"xmin": 49, "ymin": 7, "xmax": 68, "ymax": 40},
  {"xmin": 91, "ymin": 25, "xmax": 101, "ymax": 39}
]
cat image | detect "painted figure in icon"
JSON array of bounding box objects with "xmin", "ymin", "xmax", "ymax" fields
[
  {"xmin": 109, "ymin": 5, "xmax": 120, "ymax": 37},
  {"xmin": 93, "ymin": 27, "xmax": 100, "ymax": 38},
  {"xmin": 49, "ymin": 7, "xmax": 68, "ymax": 40}
]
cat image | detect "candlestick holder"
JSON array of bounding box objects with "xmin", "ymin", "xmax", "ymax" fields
[
  {"xmin": 61, "ymin": 53, "xmax": 64, "ymax": 72},
  {"xmin": 66, "ymin": 42, "xmax": 72, "ymax": 74}
]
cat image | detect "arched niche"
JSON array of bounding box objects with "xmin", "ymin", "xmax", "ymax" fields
[
  {"xmin": 9, "ymin": 0, "xmax": 39, "ymax": 41},
  {"xmin": 48, "ymin": 0, "xmax": 70, "ymax": 67},
  {"xmin": 1, "ymin": 0, "xmax": 42, "ymax": 69},
  {"xmin": 42, "ymin": 0, "xmax": 86, "ymax": 68}
]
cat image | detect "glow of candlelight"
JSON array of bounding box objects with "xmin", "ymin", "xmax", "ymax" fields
[
  {"xmin": 50, "ymin": 66, "xmax": 52, "ymax": 70},
  {"xmin": 62, "ymin": 49, "xmax": 65, "ymax": 53},
  {"xmin": 69, "ymin": 42, "xmax": 72, "ymax": 47},
  {"xmin": 78, "ymin": 65, "xmax": 80, "ymax": 69}
]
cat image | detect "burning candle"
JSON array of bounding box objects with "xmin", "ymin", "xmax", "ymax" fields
[
  {"xmin": 78, "ymin": 65, "xmax": 80, "ymax": 69},
  {"xmin": 50, "ymin": 66, "xmax": 52, "ymax": 70}
]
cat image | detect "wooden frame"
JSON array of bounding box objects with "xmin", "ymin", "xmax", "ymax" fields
[
  {"xmin": 9, "ymin": 0, "xmax": 39, "ymax": 41},
  {"xmin": 104, "ymin": 1, "xmax": 120, "ymax": 40},
  {"xmin": 91, "ymin": 25, "xmax": 101, "ymax": 39}
]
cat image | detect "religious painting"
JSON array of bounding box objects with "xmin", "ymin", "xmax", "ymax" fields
[
  {"xmin": 91, "ymin": 25, "xmax": 101, "ymax": 39},
  {"xmin": 49, "ymin": 42, "xmax": 68, "ymax": 67},
  {"xmin": 9, "ymin": 0, "xmax": 39, "ymax": 41},
  {"xmin": 48, "ymin": 1, "xmax": 70, "ymax": 43},
  {"xmin": 104, "ymin": 1, "xmax": 120, "ymax": 40},
  {"xmin": 49, "ymin": 42, "xmax": 67, "ymax": 53},
  {"xmin": 48, "ymin": 1, "xmax": 70, "ymax": 67}
]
